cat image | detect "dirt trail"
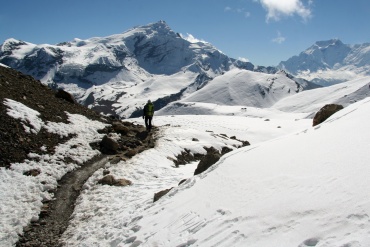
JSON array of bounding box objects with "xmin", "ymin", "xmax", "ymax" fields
[{"xmin": 16, "ymin": 127, "xmax": 156, "ymax": 247}]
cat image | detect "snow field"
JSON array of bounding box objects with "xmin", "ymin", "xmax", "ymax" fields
[
  {"xmin": 60, "ymin": 112, "xmax": 312, "ymax": 246},
  {"xmin": 58, "ymin": 97, "xmax": 370, "ymax": 247}
]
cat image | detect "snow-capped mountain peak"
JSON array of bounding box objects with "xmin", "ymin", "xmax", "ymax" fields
[
  {"xmin": 312, "ymin": 38, "xmax": 343, "ymax": 50},
  {"xmin": 278, "ymin": 39, "xmax": 370, "ymax": 85},
  {"xmin": 0, "ymin": 21, "xmax": 260, "ymax": 118}
]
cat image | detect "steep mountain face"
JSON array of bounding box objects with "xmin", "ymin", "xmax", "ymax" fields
[
  {"xmin": 278, "ymin": 39, "xmax": 370, "ymax": 86},
  {"xmin": 0, "ymin": 21, "xmax": 258, "ymax": 118},
  {"xmin": 0, "ymin": 21, "xmax": 316, "ymax": 118}
]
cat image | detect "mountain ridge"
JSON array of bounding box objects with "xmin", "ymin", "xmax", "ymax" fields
[
  {"xmin": 278, "ymin": 38, "xmax": 370, "ymax": 86},
  {"xmin": 0, "ymin": 21, "xmax": 298, "ymax": 118},
  {"xmin": 6, "ymin": 21, "xmax": 367, "ymax": 118}
]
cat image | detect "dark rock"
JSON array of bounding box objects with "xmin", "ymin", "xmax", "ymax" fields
[
  {"xmin": 241, "ymin": 140, "xmax": 251, "ymax": 147},
  {"xmin": 125, "ymin": 149, "xmax": 138, "ymax": 158},
  {"xmin": 178, "ymin": 179, "xmax": 187, "ymax": 185},
  {"xmin": 98, "ymin": 175, "xmax": 132, "ymax": 187},
  {"xmin": 115, "ymin": 178, "xmax": 132, "ymax": 186},
  {"xmin": 135, "ymin": 131, "xmax": 149, "ymax": 141},
  {"xmin": 55, "ymin": 89, "xmax": 76, "ymax": 104},
  {"xmin": 194, "ymin": 148, "xmax": 221, "ymax": 175},
  {"xmin": 98, "ymin": 175, "xmax": 116, "ymax": 185},
  {"xmin": 23, "ymin": 169, "xmax": 41, "ymax": 177},
  {"xmin": 100, "ymin": 135, "xmax": 119, "ymax": 154},
  {"xmin": 221, "ymin": 146, "xmax": 233, "ymax": 155},
  {"xmin": 113, "ymin": 122, "xmax": 129, "ymax": 134},
  {"xmin": 313, "ymin": 104, "xmax": 344, "ymax": 126},
  {"xmin": 153, "ymin": 188, "xmax": 173, "ymax": 202},
  {"xmin": 173, "ymin": 149, "xmax": 195, "ymax": 167}
]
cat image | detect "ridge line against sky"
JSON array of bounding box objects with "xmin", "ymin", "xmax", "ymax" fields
[{"xmin": 1, "ymin": 0, "xmax": 370, "ymax": 66}]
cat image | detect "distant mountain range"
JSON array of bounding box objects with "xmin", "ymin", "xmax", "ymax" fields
[
  {"xmin": 1, "ymin": 21, "xmax": 369, "ymax": 118},
  {"xmin": 278, "ymin": 39, "xmax": 370, "ymax": 86}
]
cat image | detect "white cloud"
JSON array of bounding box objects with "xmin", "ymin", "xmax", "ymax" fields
[
  {"xmin": 272, "ymin": 31, "xmax": 286, "ymax": 44},
  {"xmin": 224, "ymin": 6, "xmax": 251, "ymax": 18},
  {"xmin": 238, "ymin": 57, "xmax": 250, "ymax": 62},
  {"xmin": 181, "ymin": 33, "xmax": 208, "ymax": 44},
  {"xmin": 257, "ymin": 0, "xmax": 312, "ymax": 22}
]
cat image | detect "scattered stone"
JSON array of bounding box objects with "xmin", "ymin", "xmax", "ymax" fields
[
  {"xmin": 154, "ymin": 188, "xmax": 173, "ymax": 202},
  {"xmin": 98, "ymin": 175, "xmax": 132, "ymax": 187},
  {"xmin": 125, "ymin": 149, "xmax": 138, "ymax": 158},
  {"xmin": 131, "ymin": 225, "xmax": 141, "ymax": 232},
  {"xmin": 113, "ymin": 122, "xmax": 129, "ymax": 134},
  {"xmin": 100, "ymin": 135, "xmax": 119, "ymax": 154},
  {"xmin": 221, "ymin": 146, "xmax": 233, "ymax": 155},
  {"xmin": 192, "ymin": 138, "xmax": 199, "ymax": 142},
  {"xmin": 98, "ymin": 175, "xmax": 115, "ymax": 185},
  {"xmin": 115, "ymin": 178, "xmax": 132, "ymax": 186},
  {"xmin": 23, "ymin": 169, "xmax": 41, "ymax": 177},
  {"xmin": 194, "ymin": 148, "xmax": 221, "ymax": 175},
  {"xmin": 178, "ymin": 179, "xmax": 187, "ymax": 185}
]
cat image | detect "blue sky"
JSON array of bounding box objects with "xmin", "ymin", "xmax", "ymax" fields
[{"xmin": 1, "ymin": 0, "xmax": 369, "ymax": 66}]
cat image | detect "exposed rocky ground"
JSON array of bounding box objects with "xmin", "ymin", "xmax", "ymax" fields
[
  {"xmin": 0, "ymin": 65, "xmax": 106, "ymax": 168},
  {"xmin": 0, "ymin": 65, "xmax": 158, "ymax": 246}
]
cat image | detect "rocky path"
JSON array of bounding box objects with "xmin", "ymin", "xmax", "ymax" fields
[
  {"xmin": 0, "ymin": 65, "xmax": 160, "ymax": 247},
  {"xmin": 16, "ymin": 124, "xmax": 156, "ymax": 247}
]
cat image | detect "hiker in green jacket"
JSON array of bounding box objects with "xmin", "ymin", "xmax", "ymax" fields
[{"xmin": 143, "ymin": 100, "xmax": 154, "ymax": 131}]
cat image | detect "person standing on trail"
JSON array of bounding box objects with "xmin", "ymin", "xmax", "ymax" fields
[{"xmin": 143, "ymin": 100, "xmax": 154, "ymax": 131}]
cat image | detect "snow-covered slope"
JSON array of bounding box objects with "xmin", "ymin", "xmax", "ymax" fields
[
  {"xmin": 156, "ymin": 70, "xmax": 369, "ymax": 118},
  {"xmin": 279, "ymin": 39, "xmax": 370, "ymax": 86},
  {"xmin": 161, "ymin": 69, "xmax": 305, "ymax": 111},
  {"xmin": 128, "ymin": 97, "xmax": 370, "ymax": 247},
  {"xmin": 272, "ymin": 76, "xmax": 370, "ymax": 116},
  {"xmin": 58, "ymin": 97, "xmax": 370, "ymax": 247}
]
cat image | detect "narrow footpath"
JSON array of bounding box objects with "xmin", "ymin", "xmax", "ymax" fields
[{"xmin": 16, "ymin": 123, "xmax": 156, "ymax": 247}]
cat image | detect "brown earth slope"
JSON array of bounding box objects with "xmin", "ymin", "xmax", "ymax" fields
[{"xmin": 0, "ymin": 65, "xmax": 106, "ymax": 168}]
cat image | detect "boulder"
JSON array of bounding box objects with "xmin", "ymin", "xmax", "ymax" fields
[
  {"xmin": 100, "ymin": 135, "xmax": 119, "ymax": 154},
  {"xmin": 98, "ymin": 175, "xmax": 115, "ymax": 185},
  {"xmin": 115, "ymin": 178, "xmax": 132, "ymax": 186},
  {"xmin": 23, "ymin": 168, "xmax": 41, "ymax": 177},
  {"xmin": 178, "ymin": 179, "xmax": 187, "ymax": 185},
  {"xmin": 98, "ymin": 175, "xmax": 132, "ymax": 187},
  {"xmin": 113, "ymin": 122, "xmax": 129, "ymax": 135},
  {"xmin": 194, "ymin": 149, "xmax": 221, "ymax": 175},
  {"xmin": 125, "ymin": 149, "xmax": 138, "ymax": 158},
  {"xmin": 55, "ymin": 89, "xmax": 76, "ymax": 104},
  {"xmin": 153, "ymin": 188, "xmax": 173, "ymax": 202},
  {"xmin": 313, "ymin": 104, "xmax": 344, "ymax": 126}
]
